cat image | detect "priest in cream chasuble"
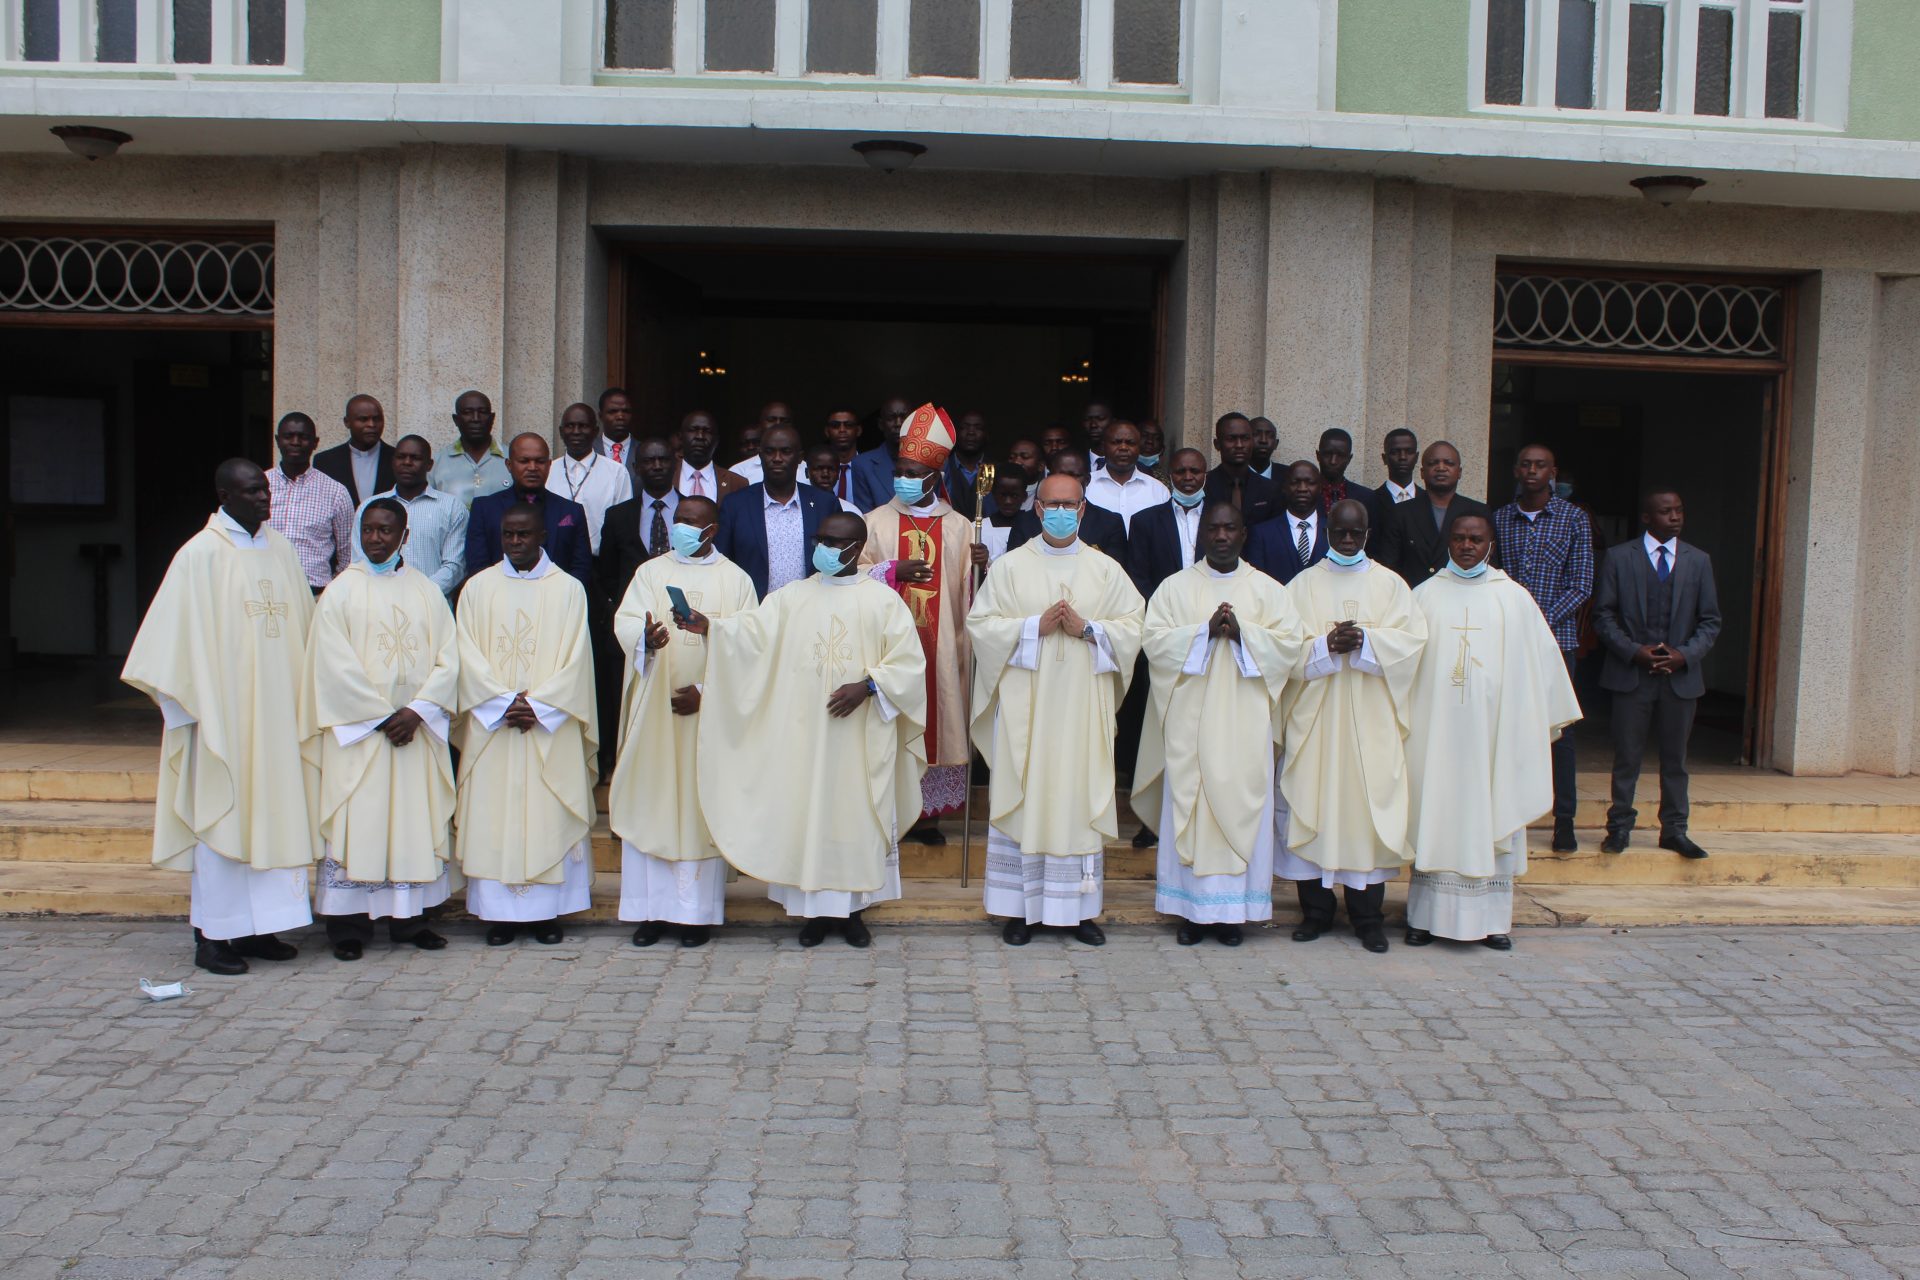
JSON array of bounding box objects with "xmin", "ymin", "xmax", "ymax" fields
[
  {"xmin": 1278, "ymin": 499, "xmax": 1427, "ymax": 954},
  {"xmin": 609, "ymin": 495, "xmax": 758, "ymax": 945},
  {"xmin": 1405, "ymin": 514, "xmax": 1580, "ymax": 949},
  {"xmin": 299, "ymin": 498, "xmax": 461, "ymax": 960},
  {"xmin": 453, "ymin": 505, "xmax": 599, "ymax": 944},
  {"xmin": 121, "ymin": 459, "xmax": 317, "ymax": 975},
  {"xmin": 1133, "ymin": 502, "xmax": 1306, "ymax": 943},
  {"xmin": 967, "ymin": 474, "xmax": 1144, "ymax": 945},
  {"xmin": 857, "ymin": 404, "xmax": 983, "ymax": 841},
  {"xmin": 693, "ymin": 512, "xmax": 927, "ymax": 948}
]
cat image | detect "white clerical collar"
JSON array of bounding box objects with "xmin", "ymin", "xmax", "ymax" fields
[
  {"xmin": 1325, "ymin": 556, "xmax": 1370, "ymax": 574},
  {"xmin": 350, "ymin": 442, "xmax": 379, "ymax": 457},
  {"xmin": 671, "ymin": 547, "xmax": 718, "ymax": 565},
  {"xmin": 213, "ymin": 508, "xmax": 268, "ymax": 549},
  {"xmin": 502, "ymin": 550, "xmax": 556, "ymax": 579},
  {"xmin": 1037, "ymin": 538, "xmax": 1081, "ymax": 556},
  {"xmin": 1202, "ymin": 561, "xmax": 1241, "ymax": 579},
  {"xmin": 819, "ymin": 570, "xmax": 860, "ymax": 586}
]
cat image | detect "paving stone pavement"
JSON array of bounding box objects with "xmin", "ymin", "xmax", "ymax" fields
[{"xmin": 2, "ymin": 919, "xmax": 1918, "ymax": 1279}]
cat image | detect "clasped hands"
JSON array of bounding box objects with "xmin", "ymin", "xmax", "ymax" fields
[
  {"xmin": 1036, "ymin": 600, "xmax": 1091, "ymax": 640},
  {"xmin": 1325, "ymin": 620, "xmax": 1364, "ymax": 656},
  {"xmin": 1632, "ymin": 642, "xmax": 1688, "ymax": 675},
  {"xmin": 1208, "ymin": 602, "xmax": 1241, "ymax": 643}
]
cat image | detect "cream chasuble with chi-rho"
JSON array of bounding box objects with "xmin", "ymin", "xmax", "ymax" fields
[
  {"xmin": 122, "ymin": 514, "xmax": 318, "ymax": 872},
  {"xmin": 299, "ymin": 562, "xmax": 459, "ymax": 885}
]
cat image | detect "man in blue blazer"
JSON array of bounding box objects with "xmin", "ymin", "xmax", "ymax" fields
[
  {"xmin": 1247, "ymin": 460, "xmax": 1328, "ymax": 585},
  {"xmin": 847, "ymin": 396, "xmax": 912, "ymax": 512},
  {"xmin": 715, "ymin": 426, "xmax": 841, "ymax": 599},
  {"xmin": 1128, "ymin": 448, "xmax": 1211, "ymax": 599},
  {"xmin": 1591, "ymin": 489, "xmax": 1721, "ymax": 859},
  {"xmin": 465, "ymin": 433, "xmax": 593, "ymax": 589}
]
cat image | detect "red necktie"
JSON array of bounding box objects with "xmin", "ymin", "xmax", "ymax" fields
[{"xmin": 611, "ymin": 441, "xmax": 623, "ymax": 463}]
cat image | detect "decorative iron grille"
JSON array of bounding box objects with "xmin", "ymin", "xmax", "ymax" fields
[
  {"xmin": 1494, "ymin": 273, "xmax": 1783, "ymax": 359},
  {"xmin": 0, "ymin": 236, "xmax": 275, "ymax": 316}
]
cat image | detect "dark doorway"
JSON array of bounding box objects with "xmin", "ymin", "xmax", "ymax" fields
[
  {"xmin": 1488, "ymin": 359, "xmax": 1778, "ymax": 766},
  {"xmin": 610, "ymin": 238, "xmax": 1166, "ymax": 457},
  {"xmin": 0, "ymin": 326, "xmax": 269, "ymax": 727}
]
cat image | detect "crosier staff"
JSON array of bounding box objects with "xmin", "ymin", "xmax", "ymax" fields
[{"xmin": 959, "ymin": 461, "xmax": 995, "ymax": 889}]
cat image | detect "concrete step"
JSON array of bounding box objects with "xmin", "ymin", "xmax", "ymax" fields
[{"xmin": 10, "ymin": 860, "xmax": 1920, "ymax": 931}]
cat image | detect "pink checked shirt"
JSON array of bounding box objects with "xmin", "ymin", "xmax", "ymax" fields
[{"xmin": 267, "ymin": 464, "xmax": 356, "ymax": 588}]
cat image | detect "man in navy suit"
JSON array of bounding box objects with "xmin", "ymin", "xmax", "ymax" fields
[
  {"xmin": 716, "ymin": 425, "xmax": 840, "ymax": 599},
  {"xmin": 312, "ymin": 394, "xmax": 396, "ymax": 506},
  {"xmin": 1591, "ymin": 489, "xmax": 1721, "ymax": 860},
  {"xmin": 1203, "ymin": 413, "xmax": 1282, "ymax": 527},
  {"xmin": 1005, "ymin": 447, "xmax": 1130, "ymax": 577},
  {"xmin": 1246, "ymin": 460, "xmax": 1327, "ymax": 585},
  {"xmin": 848, "ymin": 396, "xmax": 912, "ymax": 512},
  {"xmin": 465, "ymin": 433, "xmax": 593, "ymax": 589},
  {"xmin": 1128, "ymin": 448, "xmax": 1210, "ymax": 599}
]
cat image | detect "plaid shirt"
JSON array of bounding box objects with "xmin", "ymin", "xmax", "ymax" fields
[
  {"xmin": 1492, "ymin": 495, "xmax": 1594, "ymax": 650},
  {"xmin": 267, "ymin": 464, "xmax": 356, "ymax": 588}
]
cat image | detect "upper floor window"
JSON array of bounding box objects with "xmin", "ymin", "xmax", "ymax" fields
[
  {"xmin": 602, "ymin": 0, "xmax": 1187, "ymax": 90},
  {"xmin": 4, "ymin": 0, "xmax": 297, "ymax": 70},
  {"xmin": 1475, "ymin": 0, "xmax": 1848, "ymax": 126}
]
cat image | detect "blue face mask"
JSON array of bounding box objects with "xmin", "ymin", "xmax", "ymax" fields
[
  {"xmin": 669, "ymin": 522, "xmax": 710, "ymax": 559},
  {"xmin": 812, "ymin": 541, "xmax": 851, "ymax": 576},
  {"xmin": 1040, "ymin": 508, "xmax": 1081, "ymax": 541},
  {"xmin": 1326, "ymin": 546, "xmax": 1367, "ymax": 567},
  {"xmin": 893, "ymin": 476, "xmax": 931, "ymax": 506},
  {"xmin": 1139, "ymin": 453, "xmax": 1161, "ymax": 470},
  {"xmin": 365, "ymin": 545, "xmax": 402, "ymax": 575},
  {"xmin": 1170, "ymin": 487, "xmax": 1205, "ymax": 509},
  {"xmin": 1448, "ymin": 557, "xmax": 1490, "ymax": 579}
]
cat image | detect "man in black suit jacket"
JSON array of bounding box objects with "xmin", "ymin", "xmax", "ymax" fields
[
  {"xmin": 1376, "ymin": 441, "xmax": 1493, "ymax": 587},
  {"xmin": 1316, "ymin": 427, "xmax": 1378, "ymax": 524},
  {"xmin": 1246, "ymin": 461, "xmax": 1328, "ymax": 585},
  {"xmin": 1591, "ymin": 490, "xmax": 1721, "ymax": 860},
  {"xmin": 1005, "ymin": 448, "xmax": 1130, "ymax": 576},
  {"xmin": 1203, "ymin": 413, "xmax": 1282, "ymax": 527},
  {"xmin": 1129, "ymin": 449, "xmax": 1211, "ymax": 599},
  {"xmin": 465, "ymin": 433, "xmax": 594, "ymax": 589},
  {"xmin": 714, "ymin": 426, "xmax": 840, "ymax": 599},
  {"xmin": 596, "ymin": 436, "xmax": 679, "ymax": 610},
  {"xmin": 312, "ymin": 394, "xmax": 395, "ymax": 506}
]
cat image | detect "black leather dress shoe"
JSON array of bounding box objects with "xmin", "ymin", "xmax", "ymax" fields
[
  {"xmin": 1600, "ymin": 830, "xmax": 1630, "ymax": 854},
  {"xmin": 1072, "ymin": 921, "xmax": 1106, "ymax": 946},
  {"xmin": 1214, "ymin": 924, "xmax": 1243, "ymax": 947},
  {"xmin": 679, "ymin": 926, "xmax": 711, "ymax": 948},
  {"xmin": 332, "ymin": 939, "xmax": 363, "ymax": 962},
  {"xmin": 1482, "ymin": 934, "xmax": 1514, "ymax": 951},
  {"xmin": 485, "ymin": 924, "xmax": 519, "ymax": 946},
  {"xmin": 1551, "ymin": 820, "xmax": 1578, "ymax": 853},
  {"xmin": 843, "ymin": 913, "xmax": 872, "ymax": 948},
  {"xmin": 232, "ymin": 933, "xmax": 298, "ymax": 962},
  {"xmin": 1661, "ymin": 832, "xmax": 1709, "ymax": 859},
  {"xmin": 410, "ymin": 929, "xmax": 448, "ymax": 951},
  {"xmin": 531, "ymin": 923, "xmax": 564, "ymax": 945},
  {"xmin": 193, "ymin": 931, "xmax": 248, "ymax": 976},
  {"xmin": 1132, "ymin": 827, "xmax": 1158, "ymax": 848},
  {"xmin": 1176, "ymin": 922, "xmax": 1204, "ymax": 946},
  {"xmin": 798, "ymin": 918, "xmax": 831, "ymax": 947},
  {"xmin": 631, "ymin": 921, "xmax": 665, "ymax": 947},
  {"xmin": 1404, "ymin": 927, "xmax": 1434, "ymax": 946},
  {"xmin": 1291, "ymin": 921, "xmax": 1329, "ymax": 942},
  {"xmin": 1357, "ymin": 926, "xmax": 1389, "ymax": 954},
  {"xmin": 1001, "ymin": 919, "xmax": 1031, "ymax": 947}
]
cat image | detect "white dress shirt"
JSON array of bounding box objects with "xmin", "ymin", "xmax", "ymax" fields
[
  {"xmin": 1170, "ymin": 499, "xmax": 1204, "ymax": 571},
  {"xmin": 1084, "ymin": 466, "xmax": 1171, "ymax": 532},
  {"xmin": 348, "ymin": 443, "xmax": 381, "ymax": 504},
  {"xmin": 1284, "ymin": 509, "xmax": 1321, "ymax": 560},
  {"xmin": 1381, "ymin": 479, "xmax": 1418, "ymax": 504},
  {"xmin": 1644, "ymin": 532, "xmax": 1678, "ymax": 572},
  {"xmin": 677, "ymin": 459, "xmax": 720, "ymax": 498},
  {"xmin": 548, "ymin": 451, "xmax": 634, "ymax": 555}
]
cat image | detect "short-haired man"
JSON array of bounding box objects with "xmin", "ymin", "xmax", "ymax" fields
[{"xmin": 267, "ymin": 411, "xmax": 355, "ymax": 593}]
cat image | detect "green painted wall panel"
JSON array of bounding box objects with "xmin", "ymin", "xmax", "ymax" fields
[
  {"xmin": 1846, "ymin": 0, "xmax": 1920, "ymax": 140},
  {"xmin": 302, "ymin": 0, "xmax": 441, "ymax": 83},
  {"xmin": 1335, "ymin": 0, "xmax": 1471, "ymax": 118}
]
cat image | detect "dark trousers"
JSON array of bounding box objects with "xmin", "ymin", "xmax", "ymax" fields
[
  {"xmin": 590, "ymin": 610, "xmax": 622, "ymax": 779},
  {"xmin": 323, "ymin": 912, "xmax": 429, "ymax": 945},
  {"xmin": 1295, "ymin": 880, "xmax": 1386, "ymax": 932},
  {"xmin": 1552, "ymin": 650, "xmax": 1579, "ymax": 822},
  {"xmin": 1607, "ymin": 681, "xmax": 1697, "ymax": 835},
  {"xmin": 1115, "ymin": 655, "xmax": 1149, "ymax": 784}
]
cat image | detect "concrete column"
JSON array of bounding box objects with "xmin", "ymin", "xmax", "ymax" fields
[
  {"xmin": 394, "ymin": 144, "xmax": 509, "ymax": 449},
  {"xmin": 353, "ymin": 150, "xmax": 402, "ymax": 428},
  {"xmin": 271, "ymin": 163, "xmax": 322, "ymax": 434},
  {"xmin": 1771, "ymin": 270, "xmax": 1876, "ymax": 775},
  {"xmin": 505, "ymin": 149, "xmax": 562, "ymax": 441},
  {"xmin": 1170, "ymin": 172, "xmax": 1268, "ymax": 458},
  {"xmin": 312, "ymin": 154, "xmax": 361, "ymax": 438},
  {"xmin": 1264, "ymin": 171, "xmax": 1373, "ymax": 472}
]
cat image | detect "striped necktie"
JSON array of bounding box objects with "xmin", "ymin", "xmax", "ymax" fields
[{"xmin": 1296, "ymin": 519, "xmax": 1311, "ymax": 564}]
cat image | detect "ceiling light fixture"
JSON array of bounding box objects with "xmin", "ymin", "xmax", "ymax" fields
[
  {"xmin": 50, "ymin": 125, "xmax": 132, "ymax": 160},
  {"xmin": 1630, "ymin": 174, "xmax": 1707, "ymax": 206},
  {"xmin": 852, "ymin": 139, "xmax": 927, "ymax": 174}
]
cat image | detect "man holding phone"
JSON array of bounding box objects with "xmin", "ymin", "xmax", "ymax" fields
[
  {"xmin": 1591, "ymin": 490, "xmax": 1721, "ymax": 859},
  {"xmin": 608, "ymin": 495, "xmax": 758, "ymax": 946}
]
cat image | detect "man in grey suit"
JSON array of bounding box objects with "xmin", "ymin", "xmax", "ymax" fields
[{"xmin": 1591, "ymin": 490, "xmax": 1721, "ymax": 859}]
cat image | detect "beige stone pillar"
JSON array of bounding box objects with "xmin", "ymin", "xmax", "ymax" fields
[{"xmin": 1263, "ymin": 171, "xmax": 1373, "ymax": 471}]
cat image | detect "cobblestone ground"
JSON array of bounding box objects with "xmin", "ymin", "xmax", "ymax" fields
[{"xmin": 1, "ymin": 920, "xmax": 1918, "ymax": 1279}]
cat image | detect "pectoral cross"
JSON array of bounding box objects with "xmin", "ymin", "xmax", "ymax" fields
[
  {"xmin": 243, "ymin": 580, "xmax": 288, "ymax": 639},
  {"xmin": 1450, "ymin": 608, "xmax": 1482, "ymax": 703},
  {"xmin": 495, "ymin": 609, "xmax": 537, "ymax": 685},
  {"xmin": 813, "ymin": 616, "xmax": 853, "ymax": 679},
  {"xmin": 374, "ymin": 606, "xmax": 420, "ymax": 676}
]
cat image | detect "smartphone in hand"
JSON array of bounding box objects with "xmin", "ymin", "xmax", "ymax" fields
[{"xmin": 666, "ymin": 585, "xmax": 692, "ymax": 623}]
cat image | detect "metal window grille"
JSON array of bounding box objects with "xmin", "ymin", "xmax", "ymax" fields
[
  {"xmin": 1493, "ymin": 273, "xmax": 1783, "ymax": 358},
  {"xmin": 0, "ymin": 236, "xmax": 275, "ymax": 316}
]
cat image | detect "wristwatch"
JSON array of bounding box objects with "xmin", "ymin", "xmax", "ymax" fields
[
  {"xmin": 864, "ymin": 677, "xmax": 877, "ymax": 696},
  {"xmin": 1079, "ymin": 622, "xmax": 1096, "ymax": 642}
]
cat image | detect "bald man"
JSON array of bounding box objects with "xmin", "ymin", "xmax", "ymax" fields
[{"xmin": 466, "ymin": 431, "xmax": 594, "ymax": 589}]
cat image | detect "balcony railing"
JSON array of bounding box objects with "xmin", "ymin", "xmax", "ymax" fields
[
  {"xmin": 1, "ymin": 0, "xmax": 303, "ymax": 72},
  {"xmin": 600, "ymin": 0, "xmax": 1188, "ymax": 92}
]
